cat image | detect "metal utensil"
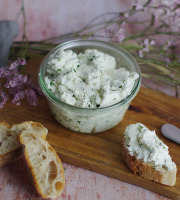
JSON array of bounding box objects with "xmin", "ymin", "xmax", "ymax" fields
[{"xmin": 161, "ymin": 124, "xmax": 180, "ymax": 144}]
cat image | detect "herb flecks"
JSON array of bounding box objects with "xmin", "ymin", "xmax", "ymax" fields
[
  {"xmin": 89, "ymin": 56, "xmax": 96, "ymax": 63},
  {"xmin": 138, "ymin": 125, "xmax": 143, "ymax": 132}
]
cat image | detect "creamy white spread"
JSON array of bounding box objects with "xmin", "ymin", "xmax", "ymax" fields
[
  {"xmin": 124, "ymin": 123, "xmax": 176, "ymax": 171},
  {"xmin": 45, "ymin": 49, "xmax": 138, "ymax": 108}
]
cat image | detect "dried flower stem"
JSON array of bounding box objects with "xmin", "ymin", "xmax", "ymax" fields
[{"xmin": 9, "ymin": 0, "xmax": 180, "ymax": 98}]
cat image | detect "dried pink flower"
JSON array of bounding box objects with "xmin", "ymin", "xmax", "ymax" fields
[
  {"xmin": 117, "ymin": 28, "xmax": 125, "ymax": 43},
  {"xmin": 0, "ymin": 58, "xmax": 43, "ymax": 108},
  {"xmin": 0, "ymin": 91, "xmax": 9, "ymax": 108},
  {"xmin": 138, "ymin": 50, "xmax": 144, "ymax": 58},
  {"xmin": 138, "ymin": 38, "xmax": 156, "ymax": 57},
  {"xmin": 133, "ymin": 0, "xmax": 143, "ymax": 11}
]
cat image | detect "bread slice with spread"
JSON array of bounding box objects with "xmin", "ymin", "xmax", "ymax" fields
[
  {"xmin": 122, "ymin": 123, "xmax": 177, "ymax": 186},
  {"xmin": 0, "ymin": 121, "xmax": 48, "ymax": 167},
  {"xmin": 19, "ymin": 131, "xmax": 65, "ymax": 199}
]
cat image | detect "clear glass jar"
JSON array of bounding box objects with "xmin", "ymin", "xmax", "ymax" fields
[{"xmin": 39, "ymin": 39, "xmax": 141, "ymax": 133}]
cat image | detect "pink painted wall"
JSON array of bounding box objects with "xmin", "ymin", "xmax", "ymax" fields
[{"xmin": 0, "ymin": 0, "xmax": 131, "ymax": 41}]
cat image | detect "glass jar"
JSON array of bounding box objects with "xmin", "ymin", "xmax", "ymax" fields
[{"xmin": 39, "ymin": 39, "xmax": 141, "ymax": 133}]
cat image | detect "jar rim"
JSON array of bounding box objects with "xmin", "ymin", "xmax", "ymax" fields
[{"xmin": 38, "ymin": 39, "xmax": 141, "ymax": 113}]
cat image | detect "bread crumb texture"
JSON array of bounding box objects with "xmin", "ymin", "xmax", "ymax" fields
[
  {"xmin": 20, "ymin": 132, "xmax": 65, "ymax": 199},
  {"xmin": 0, "ymin": 121, "xmax": 47, "ymax": 156}
]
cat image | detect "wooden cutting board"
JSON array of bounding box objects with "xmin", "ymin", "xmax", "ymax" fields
[{"xmin": 0, "ymin": 57, "xmax": 179, "ymax": 199}]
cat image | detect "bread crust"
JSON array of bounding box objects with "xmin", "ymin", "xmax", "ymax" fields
[
  {"xmin": 19, "ymin": 132, "xmax": 65, "ymax": 199},
  {"xmin": 0, "ymin": 121, "xmax": 48, "ymax": 167},
  {"xmin": 0, "ymin": 122, "xmax": 11, "ymax": 128},
  {"xmin": 11, "ymin": 121, "xmax": 48, "ymax": 139},
  {"xmin": 122, "ymin": 144, "xmax": 177, "ymax": 186}
]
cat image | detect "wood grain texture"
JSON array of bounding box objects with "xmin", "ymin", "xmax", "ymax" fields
[{"xmin": 0, "ymin": 57, "xmax": 179, "ymax": 199}]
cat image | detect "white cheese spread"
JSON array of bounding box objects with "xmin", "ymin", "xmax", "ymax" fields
[
  {"xmin": 124, "ymin": 123, "xmax": 176, "ymax": 171},
  {"xmin": 45, "ymin": 49, "xmax": 138, "ymax": 108},
  {"xmin": 44, "ymin": 48, "xmax": 140, "ymax": 133}
]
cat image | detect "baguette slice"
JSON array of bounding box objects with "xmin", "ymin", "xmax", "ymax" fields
[
  {"xmin": 19, "ymin": 132, "xmax": 65, "ymax": 199},
  {"xmin": 0, "ymin": 121, "xmax": 48, "ymax": 167},
  {"xmin": 122, "ymin": 123, "xmax": 177, "ymax": 186},
  {"xmin": 122, "ymin": 145, "xmax": 177, "ymax": 186}
]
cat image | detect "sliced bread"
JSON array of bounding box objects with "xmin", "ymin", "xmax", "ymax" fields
[
  {"xmin": 19, "ymin": 131, "xmax": 65, "ymax": 199},
  {"xmin": 122, "ymin": 123, "xmax": 177, "ymax": 186},
  {"xmin": 0, "ymin": 121, "xmax": 48, "ymax": 167}
]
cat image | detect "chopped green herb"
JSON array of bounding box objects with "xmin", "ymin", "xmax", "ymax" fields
[
  {"xmin": 89, "ymin": 56, "xmax": 96, "ymax": 62},
  {"xmin": 138, "ymin": 125, "xmax": 143, "ymax": 132},
  {"xmin": 50, "ymin": 82, "xmax": 53, "ymax": 86},
  {"xmin": 119, "ymin": 85, "xmax": 122, "ymax": 88},
  {"xmin": 77, "ymin": 121, "xmax": 81, "ymax": 124},
  {"xmin": 96, "ymin": 104, "xmax": 100, "ymax": 108},
  {"xmin": 59, "ymin": 58, "xmax": 61, "ymax": 61},
  {"xmin": 114, "ymin": 98, "xmax": 116, "ymax": 100},
  {"xmin": 77, "ymin": 65, "xmax": 80, "ymax": 68},
  {"xmin": 74, "ymin": 69, "xmax": 76, "ymax": 72},
  {"xmin": 159, "ymin": 143, "xmax": 162, "ymax": 146},
  {"xmin": 57, "ymin": 69, "xmax": 61, "ymax": 71}
]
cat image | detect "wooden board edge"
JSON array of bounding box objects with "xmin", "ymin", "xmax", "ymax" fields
[{"xmin": 57, "ymin": 150, "xmax": 180, "ymax": 200}]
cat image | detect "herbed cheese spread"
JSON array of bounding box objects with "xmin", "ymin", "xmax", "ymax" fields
[
  {"xmin": 45, "ymin": 49, "xmax": 139, "ymax": 108},
  {"xmin": 124, "ymin": 123, "xmax": 176, "ymax": 171}
]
